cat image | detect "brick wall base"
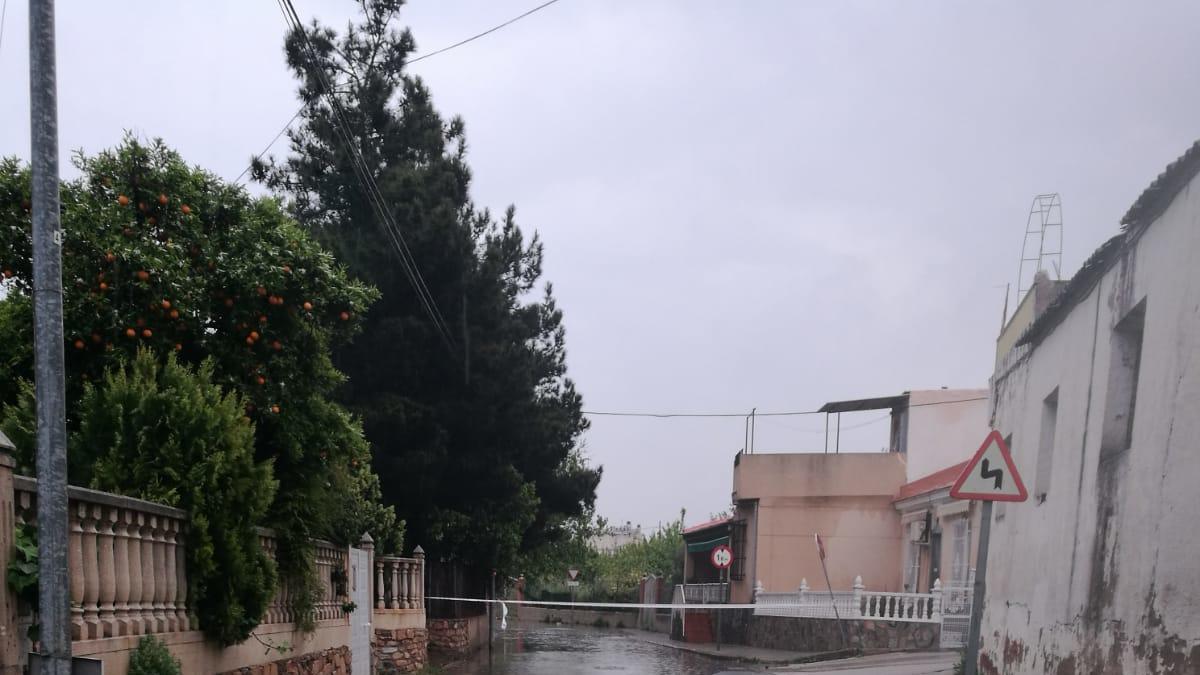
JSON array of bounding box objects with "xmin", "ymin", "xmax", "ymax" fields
[
  {"xmin": 426, "ymin": 618, "xmax": 471, "ymax": 654},
  {"xmin": 218, "ymin": 645, "xmax": 350, "ymax": 675},
  {"xmin": 372, "ymin": 628, "xmax": 428, "ymax": 674}
]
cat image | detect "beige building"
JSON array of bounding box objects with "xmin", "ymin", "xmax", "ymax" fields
[{"xmin": 719, "ymin": 389, "xmax": 988, "ymax": 605}]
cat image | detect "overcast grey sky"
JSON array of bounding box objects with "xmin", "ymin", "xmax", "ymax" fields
[{"xmin": 2, "ymin": 1, "xmax": 1198, "ymax": 532}]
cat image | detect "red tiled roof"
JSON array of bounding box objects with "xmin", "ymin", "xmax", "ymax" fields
[
  {"xmin": 682, "ymin": 516, "xmax": 732, "ymax": 535},
  {"xmin": 894, "ymin": 461, "xmax": 969, "ymax": 501}
]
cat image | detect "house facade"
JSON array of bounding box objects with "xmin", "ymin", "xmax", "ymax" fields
[
  {"xmin": 725, "ymin": 389, "xmax": 989, "ymax": 604},
  {"xmin": 981, "ymin": 140, "xmax": 1200, "ymax": 673}
]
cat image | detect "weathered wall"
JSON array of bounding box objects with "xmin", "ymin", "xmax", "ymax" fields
[
  {"xmin": 372, "ymin": 627, "xmax": 427, "ymax": 673},
  {"xmin": 983, "ymin": 169, "xmax": 1200, "ymax": 673},
  {"xmin": 732, "ymin": 453, "xmax": 907, "ymax": 599},
  {"xmin": 72, "ymin": 620, "xmax": 352, "ymax": 675},
  {"xmin": 904, "ymin": 389, "xmax": 990, "ymax": 480},
  {"xmin": 746, "ymin": 615, "xmax": 939, "ymax": 652},
  {"xmin": 217, "ymin": 645, "xmax": 350, "ymax": 675},
  {"xmin": 427, "ymin": 615, "xmax": 487, "ymax": 655}
]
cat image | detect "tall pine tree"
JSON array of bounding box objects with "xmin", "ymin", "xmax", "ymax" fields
[{"xmin": 256, "ymin": 0, "xmax": 600, "ymax": 570}]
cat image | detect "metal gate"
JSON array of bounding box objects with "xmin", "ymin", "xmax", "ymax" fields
[
  {"xmin": 349, "ymin": 547, "xmax": 372, "ymax": 674},
  {"xmin": 939, "ymin": 581, "xmax": 973, "ymax": 649}
]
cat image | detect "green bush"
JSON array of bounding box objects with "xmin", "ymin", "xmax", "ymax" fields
[
  {"xmin": 74, "ymin": 349, "xmax": 278, "ymax": 646},
  {"xmin": 128, "ymin": 636, "xmax": 182, "ymax": 675}
]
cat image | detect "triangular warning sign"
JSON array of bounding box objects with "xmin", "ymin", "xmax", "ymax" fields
[{"xmin": 950, "ymin": 430, "xmax": 1028, "ymax": 502}]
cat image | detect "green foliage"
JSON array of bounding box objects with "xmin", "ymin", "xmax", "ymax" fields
[
  {"xmin": 6, "ymin": 522, "xmax": 38, "ymax": 606},
  {"xmin": 0, "ymin": 378, "xmax": 36, "ymax": 474},
  {"xmin": 128, "ymin": 636, "xmax": 182, "ymax": 675},
  {"xmin": 257, "ymin": 0, "xmax": 600, "ymax": 572},
  {"xmin": 75, "ymin": 349, "xmax": 277, "ymax": 646},
  {"xmin": 0, "ymin": 138, "xmax": 399, "ymax": 633},
  {"xmin": 521, "ymin": 512, "xmax": 684, "ymax": 604}
]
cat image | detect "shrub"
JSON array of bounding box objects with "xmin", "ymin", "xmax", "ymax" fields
[
  {"xmin": 128, "ymin": 636, "xmax": 182, "ymax": 675},
  {"xmin": 75, "ymin": 349, "xmax": 277, "ymax": 645}
]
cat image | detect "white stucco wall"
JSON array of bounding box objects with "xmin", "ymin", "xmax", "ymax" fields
[
  {"xmin": 905, "ymin": 389, "xmax": 990, "ymax": 481},
  {"xmin": 981, "ymin": 173, "xmax": 1200, "ymax": 673}
]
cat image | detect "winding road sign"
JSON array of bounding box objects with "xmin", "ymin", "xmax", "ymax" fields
[{"xmin": 950, "ymin": 430, "xmax": 1028, "ymax": 502}]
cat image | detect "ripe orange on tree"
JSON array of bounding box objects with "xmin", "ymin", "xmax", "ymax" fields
[
  {"xmin": 180, "ymin": 204, "xmax": 191, "ymax": 215},
  {"xmin": 142, "ymin": 329, "xmax": 152, "ymax": 338},
  {"xmin": 105, "ymin": 251, "xmax": 116, "ymax": 263},
  {"xmin": 73, "ymin": 339, "xmax": 85, "ymax": 350},
  {"xmin": 137, "ymin": 270, "xmax": 150, "ymax": 282},
  {"xmin": 117, "ymin": 194, "xmax": 130, "ymax": 206},
  {"xmin": 124, "ymin": 328, "xmax": 136, "ymax": 338},
  {"xmin": 161, "ymin": 299, "xmax": 172, "ymax": 309},
  {"xmin": 169, "ymin": 309, "xmax": 179, "ymax": 320},
  {"xmin": 339, "ymin": 311, "xmax": 350, "ymax": 321},
  {"xmin": 158, "ymin": 193, "xmax": 169, "ymax": 205},
  {"xmin": 303, "ymin": 301, "xmax": 313, "ymax": 312}
]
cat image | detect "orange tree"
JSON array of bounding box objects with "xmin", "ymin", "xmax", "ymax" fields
[{"xmin": 0, "ymin": 137, "xmax": 395, "ymax": 635}]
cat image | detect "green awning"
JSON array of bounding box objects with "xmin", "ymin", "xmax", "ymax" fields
[{"xmin": 686, "ymin": 535, "xmax": 729, "ymax": 554}]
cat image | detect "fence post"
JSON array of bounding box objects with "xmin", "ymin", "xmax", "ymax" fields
[
  {"xmin": 931, "ymin": 578, "xmax": 943, "ymax": 622},
  {"xmin": 1, "ymin": 436, "xmax": 20, "ymax": 675},
  {"xmin": 852, "ymin": 575, "xmax": 864, "ymax": 618}
]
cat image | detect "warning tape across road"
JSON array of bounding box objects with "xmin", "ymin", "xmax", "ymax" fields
[{"xmin": 425, "ymin": 596, "xmax": 801, "ymax": 611}]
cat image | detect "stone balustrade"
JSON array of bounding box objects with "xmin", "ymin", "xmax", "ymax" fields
[
  {"xmin": 257, "ymin": 530, "xmax": 348, "ymax": 624},
  {"xmin": 12, "ymin": 475, "xmax": 191, "ymax": 641},
  {"xmin": 754, "ymin": 575, "xmax": 943, "ymax": 624},
  {"xmin": 375, "ymin": 549, "xmax": 424, "ymax": 611}
]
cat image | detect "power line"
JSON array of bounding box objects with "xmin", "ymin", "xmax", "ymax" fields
[
  {"xmin": 238, "ymin": 0, "xmax": 567, "ymax": 183},
  {"xmin": 581, "ymin": 396, "xmax": 989, "ymax": 419},
  {"xmin": 404, "ymin": 0, "xmax": 563, "ymax": 66}
]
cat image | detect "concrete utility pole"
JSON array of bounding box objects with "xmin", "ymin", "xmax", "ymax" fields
[{"xmin": 28, "ymin": 1, "xmax": 72, "ymax": 673}]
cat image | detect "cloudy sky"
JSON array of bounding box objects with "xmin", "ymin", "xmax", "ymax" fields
[{"xmin": 2, "ymin": 1, "xmax": 1198, "ymax": 532}]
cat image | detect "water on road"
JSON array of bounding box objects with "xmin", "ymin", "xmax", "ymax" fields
[{"xmin": 442, "ymin": 624, "xmax": 737, "ymax": 675}]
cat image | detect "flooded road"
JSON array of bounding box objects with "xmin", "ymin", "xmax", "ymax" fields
[{"xmin": 441, "ymin": 624, "xmax": 737, "ymax": 675}]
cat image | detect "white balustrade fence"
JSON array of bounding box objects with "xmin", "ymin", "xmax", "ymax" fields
[
  {"xmin": 754, "ymin": 576, "xmax": 943, "ymax": 624},
  {"xmin": 375, "ymin": 552, "xmax": 425, "ymax": 610}
]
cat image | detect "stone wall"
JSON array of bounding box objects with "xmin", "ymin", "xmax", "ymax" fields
[
  {"xmin": 427, "ymin": 618, "xmax": 471, "ymax": 654},
  {"xmin": 218, "ymin": 645, "xmax": 350, "ymax": 675},
  {"xmin": 746, "ymin": 615, "xmax": 939, "ymax": 652},
  {"xmin": 372, "ymin": 628, "xmax": 427, "ymax": 674}
]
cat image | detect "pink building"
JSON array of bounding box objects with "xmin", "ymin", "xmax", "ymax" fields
[{"xmin": 714, "ymin": 389, "xmax": 989, "ymax": 606}]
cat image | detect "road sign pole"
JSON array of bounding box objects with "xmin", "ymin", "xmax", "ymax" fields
[{"xmin": 964, "ymin": 500, "xmax": 993, "ymax": 675}]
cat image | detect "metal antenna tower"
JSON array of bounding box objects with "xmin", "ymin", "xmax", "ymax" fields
[{"xmin": 1016, "ymin": 193, "xmax": 1064, "ymax": 298}]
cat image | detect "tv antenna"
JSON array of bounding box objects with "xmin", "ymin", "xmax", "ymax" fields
[{"xmin": 1016, "ymin": 193, "xmax": 1063, "ymax": 299}]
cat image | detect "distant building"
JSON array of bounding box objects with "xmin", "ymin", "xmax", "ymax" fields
[
  {"xmin": 717, "ymin": 389, "xmax": 990, "ymax": 604},
  {"xmin": 589, "ymin": 522, "xmax": 643, "ymax": 554},
  {"xmin": 981, "ymin": 140, "xmax": 1200, "ymax": 673}
]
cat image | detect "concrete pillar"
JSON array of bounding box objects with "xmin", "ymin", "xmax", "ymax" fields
[
  {"xmin": 80, "ymin": 503, "xmax": 101, "ymax": 639},
  {"xmin": 1, "ymin": 439, "xmax": 21, "ymax": 675}
]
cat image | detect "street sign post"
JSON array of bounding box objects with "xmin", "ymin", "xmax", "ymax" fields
[
  {"xmin": 567, "ymin": 568, "xmax": 581, "ymax": 622},
  {"xmin": 953, "ymin": 430, "xmax": 1027, "ymax": 675},
  {"xmin": 708, "ymin": 544, "xmax": 733, "ymax": 652}
]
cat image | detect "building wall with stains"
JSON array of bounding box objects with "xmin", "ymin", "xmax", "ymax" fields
[{"xmin": 982, "ymin": 170, "xmax": 1200, "ymax": 673}]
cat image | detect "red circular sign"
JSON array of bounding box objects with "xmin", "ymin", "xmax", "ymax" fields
[{"xmin": 710, "ymin": 544, "xmax": 734, "ymax": 569}]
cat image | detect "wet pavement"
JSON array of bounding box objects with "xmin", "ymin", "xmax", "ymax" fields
[{"xmin": 441, "ymin": 624, "xmax": 739, "ymax": 675}]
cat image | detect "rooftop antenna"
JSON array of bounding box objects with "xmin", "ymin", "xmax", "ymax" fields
[{"xmin": 1016, "ymin": 193, "xmax": 1064, "ymax": 301}]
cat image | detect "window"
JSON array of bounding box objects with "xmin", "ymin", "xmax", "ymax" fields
[
  {"xmin": 949, "ymin": 518, "xmax": 970, "ymax": 583},
  {"xmin": 1035, "ymin": 388, "xmax": 1059, "ymax": 504},
  {"xmin": 904, "ymin": 540, "xmax": 921, "ymax": 592},
  {"xmin": 1101, "ymin": 300, "xmax": 1146, "ymax": 457}
]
